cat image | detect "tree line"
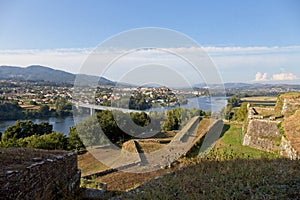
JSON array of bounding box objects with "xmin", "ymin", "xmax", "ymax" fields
[
  {"xmin": 0, "ymin": 97, "xmax": 72, "ymax": 120},
  {"xmin": 221, "ymin": 95, "xmax": 249, "ymax": 122},
  {"xmin": 0, "ymin": 120, "xmax": 84, "ymax": 151},
  {"xmin": 0, "ymin": 108, "xmax": 207, "ymax": 150}
]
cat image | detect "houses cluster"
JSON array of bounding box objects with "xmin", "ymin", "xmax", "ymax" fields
[
  {"xmin": 1, "ymin": 79, "xmax": 208, "ymax": 108},
  {"xmin": 0, "ymin": 80, "xmax": 73, "ymax": 106}
]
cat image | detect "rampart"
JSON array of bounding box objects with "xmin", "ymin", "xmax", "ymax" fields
[{"xmin": 0, "ymin": 148, "xmax": 80, "ymax": 200}]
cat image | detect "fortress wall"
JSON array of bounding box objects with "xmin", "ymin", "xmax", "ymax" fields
[
  {"xmin": 0, "ymin": 152, "xmax": 80, "ymax": 200},
  {"xmin": 242, "ymin": 119, "xmax": 281, "ymax": 153},
  {"xmin": 280, "ymin": 136, "xmax": 300, "ymax": 160}
]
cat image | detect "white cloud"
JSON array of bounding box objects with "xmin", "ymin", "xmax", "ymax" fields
[
  {"xmin": 203, "ymin": 45, "xmax": 300, "ymax": 55},
  {"xmin": 0, "ymin": 45, "xmax": 300, "ymax": 83},
  {"xmin": 255, "ymin": 72, "xmax": 268, "ymax": 81},
  {"xmin": 253, "ymin": 71, "xmax": 299, "ymax": 82},
  {"xmin": 0, "ymin": 48, "xmax": 92, "ymax": 73},
  {"xmin": 271, "ymin": 73, "xmax": 298, "ymax": 81}
]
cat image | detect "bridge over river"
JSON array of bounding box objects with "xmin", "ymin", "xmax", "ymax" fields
[{"xmin": 73, "ymin": 103, "xmax": 148, "ymax": 115}]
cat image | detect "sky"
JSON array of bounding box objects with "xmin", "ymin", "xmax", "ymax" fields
[{"xmin": 0, "ymin": 0, "xmax": 300, "ymax": 84}]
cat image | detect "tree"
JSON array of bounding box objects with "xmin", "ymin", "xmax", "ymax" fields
[
  {"xmin": 29, "ymin": 100, "xmax": 37, "ymax": 105},
  {"xmin": 39, "ymin": 105, "xmax": 50, "ymax": 116},
  {"xmin": 55, "ymin": 97, "xmax": 72, "ymax": 116},
  {"xmin": 97, "ymin": 111, "xmax": 128, "ymax": 144},
  {"xmin": 67, "ymin": 127, "xmax": 85, "ymax": 151},
  {"xmin": 1, "ymin": 120, "xmax": 53, "ymax": 144},
  {"xmin": 163, "ymin": 108, "xmax": 182, "ymax": 131},
  {"xmin": 227, "ymin": 96, "xmax": 241, "ymax": 107},
  {"xmin": 233, "ymin": 102, "xmax": 248, "ymax": 122},
  {"xmin": 34, "ymin": 122, "xmax": 53, "ymax": 135},
  {"xmin": 76, "ymin": 116, "xmax": 109, "ymax": 147},
  {"xmin": 130, "ymin": 112, "xmax": 150, "ymax": 127},
  {"xmin": 21, "ymin": 132, "xmax": 67, "ymax": 150},
  {"xmin": 0, "ymin": 103, "xmax": 24, "ymax": 120}
]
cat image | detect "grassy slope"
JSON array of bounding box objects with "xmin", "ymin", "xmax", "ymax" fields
[
  {"xmin": 208, "ymin": 123, "xmax": 278, "ymax": 160},
  {"xmin": 241, "ymin": 96, "xmax": 277, "ymax": 101},
  {"xmin": 127, "ymin": 158, "xmax": 300, "ymax": 199},
  {"xmin": 283, "ymin": 109, "xmax": 300, "ymax": 153},
  {"xmin": 125, "ymin": 123, "xmax": 300, "ymax": 199},
  {"xmin": 77, "ymin": 151, "xmax": 108, "ymax": 176}
]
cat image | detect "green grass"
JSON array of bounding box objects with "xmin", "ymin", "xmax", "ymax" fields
[
  {"xmin": 124, "ymin": 123, "xmax": 299, "ymax": 199},
  {"xmin": 207, "ymin": 123, "xmax": 278, "ymax": 160},
  {"xmin": 126, "ymin": 158, "xmax": 300, "ymax": 199}
]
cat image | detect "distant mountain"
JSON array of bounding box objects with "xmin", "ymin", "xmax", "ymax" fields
[
  {"xmin": 0, "ymin": 65, "xmax": 115, "ymax": 85},
  {"xmin": 224, "ymin": 82, "xmax": 252, "ymax": 89},
  {"xmin": 193, "ymin": 82, "xmax": 252, "ymax": 89},
  {"xmin": 0, "ymin": 65, "xmax": 75, "ymax": 83}
]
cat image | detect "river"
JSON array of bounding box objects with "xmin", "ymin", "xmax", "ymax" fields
[
  {"xmin": 0, "ymin": 116, "xmax": 75, "ymax": 136},
  {"xmin": 0, "ymin": 96, "xmax": 227, "ymax": 135},
  {"xmin": 146, "ymin": 96, "xmax": 227, "ymax": 113}
]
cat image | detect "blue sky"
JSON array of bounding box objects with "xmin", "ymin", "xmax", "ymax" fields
[{"xmin": 0, "ymin": 0, "xmax": 300, "ymax": 83}]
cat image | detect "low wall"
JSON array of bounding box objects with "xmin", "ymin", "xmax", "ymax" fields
[
  {"xmin": 83, "ymin": 141, "xmax": 142, "ymax": 179},
  {"xmin": 0, "ymin": 151, "xmax": 80, "ymax": 200}
]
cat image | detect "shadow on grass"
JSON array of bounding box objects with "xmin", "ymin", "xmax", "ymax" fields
[
  {"xmin": 123, "ymin": 158, "xmax": 300, "ymax": 200},
  {"xmin": 186, "ymin": 122, "xmax": 230, "ymax": 158},
  {"xmin": 81, "ymin": 158, "xmax": 300, "ymax": 199},
  {"xmin": 219, "ymin": 123, "xmax": 230, "ymax": 138}
]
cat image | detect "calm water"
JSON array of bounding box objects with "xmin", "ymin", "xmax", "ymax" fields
[
  {"xmin": 0, "ymin": 116, "xmax": 75, "ymax": 136},
  {"xmin": 0, "ymin": 97, "xmax": 227, "ymax": 135},
  {"xmin": 147, "ymin": 96, "xmax": 227, "ymax": 113}
]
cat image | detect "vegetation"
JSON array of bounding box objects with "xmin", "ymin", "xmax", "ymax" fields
[
  {"xmin": 206, "ymin": 123, "xmax": 277, "ymax": 160},
  {"xmin": 78, "ymin": 151, "xmax": 108, "ymax": 176},
  {"xmin": 0, "ymin": 102, "xmax": 24, "ymax": 120},
  {"xmin": 0, "ymin": 121, "xmax": 85, "ymax": 151},
  {"xmin": 128, "ymin": 158, "xmax": 300, "ymax": 199},
  {"xmin": 129, "ymin": 92, "xmax": 152, "ymax": 110},
  {"xmin": 221, "ymin": 95, "xmax": 241, "ymax": 120},
  {"xmin": 0, "ymin": 106, "xmax": 206, "ymax": 151},
  {"xmin": 232, "ymin": 102, "xmax": 248, "ymax": 122},
  {"xmin": 2, "ymin": 120, "xmax": 53, "ymax": 141},
  {"xmin": 81, "ymin": 177, "xmax": 104, "ymax": 190},
  {"xmin": 55, "ymin": 97, "xmax": 72, "ymax": 116},
  {"xmin": 77, "ymin": 121, "xmax": 284, "ymax": 195},
  {"xmin": 0, "ymin": 100, "xmax": 72, "ymax": 120},
  {"xmin": 162, "ymin": 108, "xmax": 181, "ymax": 131},
  {"xmin": 119, "ymin": 123, "xmax": 295, "ymax": 199},
  {"xmin": 18, "ymin": 132, "xmax": 67, "ymax": 150}
]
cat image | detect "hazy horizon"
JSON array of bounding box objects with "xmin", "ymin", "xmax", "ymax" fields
[{"xmin": 0, "ymin": 1, "xmax": 299, "ymax": 84}]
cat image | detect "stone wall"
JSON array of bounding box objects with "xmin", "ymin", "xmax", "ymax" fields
[
  {"xmin": 280, "ymin": 136, "xmax": 300, "ymax": 160},
  {"xmin": 243, "ymin": 93, "xmax": 300, "ymax": 159},
  {"xmin": 242, "ymin": 119, "xmax": 281, "ymax": 153},
  {"xmin": 0, "ymin": 151, "xmax": 80, "ymax": 200}
]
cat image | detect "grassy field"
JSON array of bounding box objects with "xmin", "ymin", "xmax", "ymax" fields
[
  {"xmin": 124, "ymin": 123, "xmax": 299, "ymax": 199},
  {"xmin": 283, "ymin": 109, "xmax": 300, "ymax": 154},
  {"xmin": 207, "ymin": 123, "xmax": 278, "ymax": 160},
  {"xmin": 77, "ymin": 151, "xmax": 108, "ymax": 176},
  {"xmin": 241, "ymin": 96, "xmax": 277, "ymax": 102},
  {"xmin": 79, "ymin": 122, "xmax": 281, "ymax": 195},
  {"xmin": 126, "ymin": 158, "xmax": 300, "ymax": 199}
]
